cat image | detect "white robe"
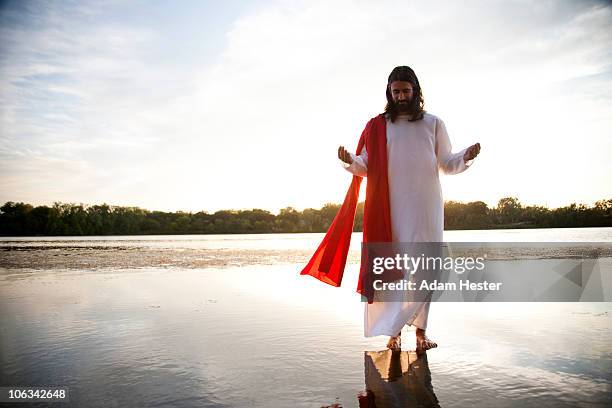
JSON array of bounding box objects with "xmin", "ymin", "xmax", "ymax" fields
[{"xmin": 343, "ymin": 112, "xmax": 473, "ymax": 337}]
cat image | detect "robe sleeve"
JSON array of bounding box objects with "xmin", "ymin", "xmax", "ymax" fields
[
  {"xmin": 341, "ymin": 147, "xmax": 368, "ymax": 177},
  {"xmin": 435, "ymin": 117, "xmax": 473, "ymax": 175}
]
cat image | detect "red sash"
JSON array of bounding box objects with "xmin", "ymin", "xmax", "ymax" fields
[{"xmin": 300, "ymin": 114, "xmax": 401, "ymax": 303}]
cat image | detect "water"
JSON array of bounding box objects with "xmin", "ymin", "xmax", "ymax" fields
[{"xmin": 1, "ymin": 228, "xmax": 611, "ymax": 407}]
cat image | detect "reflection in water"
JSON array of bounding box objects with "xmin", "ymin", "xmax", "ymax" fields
[
  {"xmin": 360, "ymin": 350, "xmax": 439, "ymax": 408},
  {"xmin": 1, "ymin": 232, "xmax": 612, "ymax": 407}
]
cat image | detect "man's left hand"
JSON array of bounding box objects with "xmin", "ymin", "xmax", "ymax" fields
[{"xmin": 464, "ymin": 142, "xmax": 481, "ymax": 162}]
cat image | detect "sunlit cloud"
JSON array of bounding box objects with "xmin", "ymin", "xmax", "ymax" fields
[{"xmin": 1, "ymin": 0, "xmax": 610, "ymax": 213}]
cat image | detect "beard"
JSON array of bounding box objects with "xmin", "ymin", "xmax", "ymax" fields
[{"xmin": 395, "ymin": 100, "xmax": 411, "ymax": 113}]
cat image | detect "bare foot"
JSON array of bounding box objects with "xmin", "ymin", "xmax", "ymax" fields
[
  {"xmin": 416, "ymin": 329, "xmax": 437, "ymax": 351},
  {"xmin": 386, "ymin": 334, "xmax": 401, "ymax": 351}
]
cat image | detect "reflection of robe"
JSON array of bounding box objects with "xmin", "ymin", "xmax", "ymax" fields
[
  {"xmin": 345, "ymin": 113, "xmax": 472, "ymax": 336},
  {"xmin": 363, "ymin": 350, "xmax": 440, "ymax": 408}
]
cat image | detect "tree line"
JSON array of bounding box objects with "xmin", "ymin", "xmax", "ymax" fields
[{"xmin": 0, "ymin": 197, "xmax": 610, "ymax": 236}]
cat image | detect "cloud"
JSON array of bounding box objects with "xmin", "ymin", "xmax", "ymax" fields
[{"xmin": 1, "ymin": 0, "xmax": 610, "ymax": 212}]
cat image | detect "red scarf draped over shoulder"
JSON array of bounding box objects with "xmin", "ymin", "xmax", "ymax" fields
[{"xmin": 300, "ymin": 114, "xmax": 402, "ymax": 303}]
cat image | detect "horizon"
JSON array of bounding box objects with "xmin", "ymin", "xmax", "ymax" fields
[{"xmin": 2, "ymin": 195, "xmax": 609, "ymax": 216}]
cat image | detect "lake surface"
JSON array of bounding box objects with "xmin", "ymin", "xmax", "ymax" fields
[{"xmin": 1, "ymin": 228, "xmax": 611, "ymax": 407}]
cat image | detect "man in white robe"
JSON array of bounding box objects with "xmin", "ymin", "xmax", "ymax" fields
[{"xmin": 338, "ymin": 66, "xmax": 480, "ymax": 351}]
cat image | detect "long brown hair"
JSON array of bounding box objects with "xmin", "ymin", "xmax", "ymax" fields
[{"xmin": 383, "ymin": 66, "xmax": 425, "ymax": 122}]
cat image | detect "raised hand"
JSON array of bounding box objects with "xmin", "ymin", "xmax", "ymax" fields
[
  {"xmin": 463, "ymin": 142, "xmax": 481, "ymax": 162},
  {"xmin": 338, "ymin": 146, "xmax": 353, "ymax": 165}
]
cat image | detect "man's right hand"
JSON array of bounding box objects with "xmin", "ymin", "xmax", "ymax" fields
[{"xmin": 338, "ymin": 146, "xmax": 353, "ymax": 165}]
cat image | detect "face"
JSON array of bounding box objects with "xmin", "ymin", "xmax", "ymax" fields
[{"xmin": 389, "ymin": 80, "xmax": 414, "ymax": 111}]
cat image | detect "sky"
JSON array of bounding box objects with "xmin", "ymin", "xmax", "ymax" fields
[{"xmin": 0, "ymin": 0, "xmax": 611, "ymax": 214}]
